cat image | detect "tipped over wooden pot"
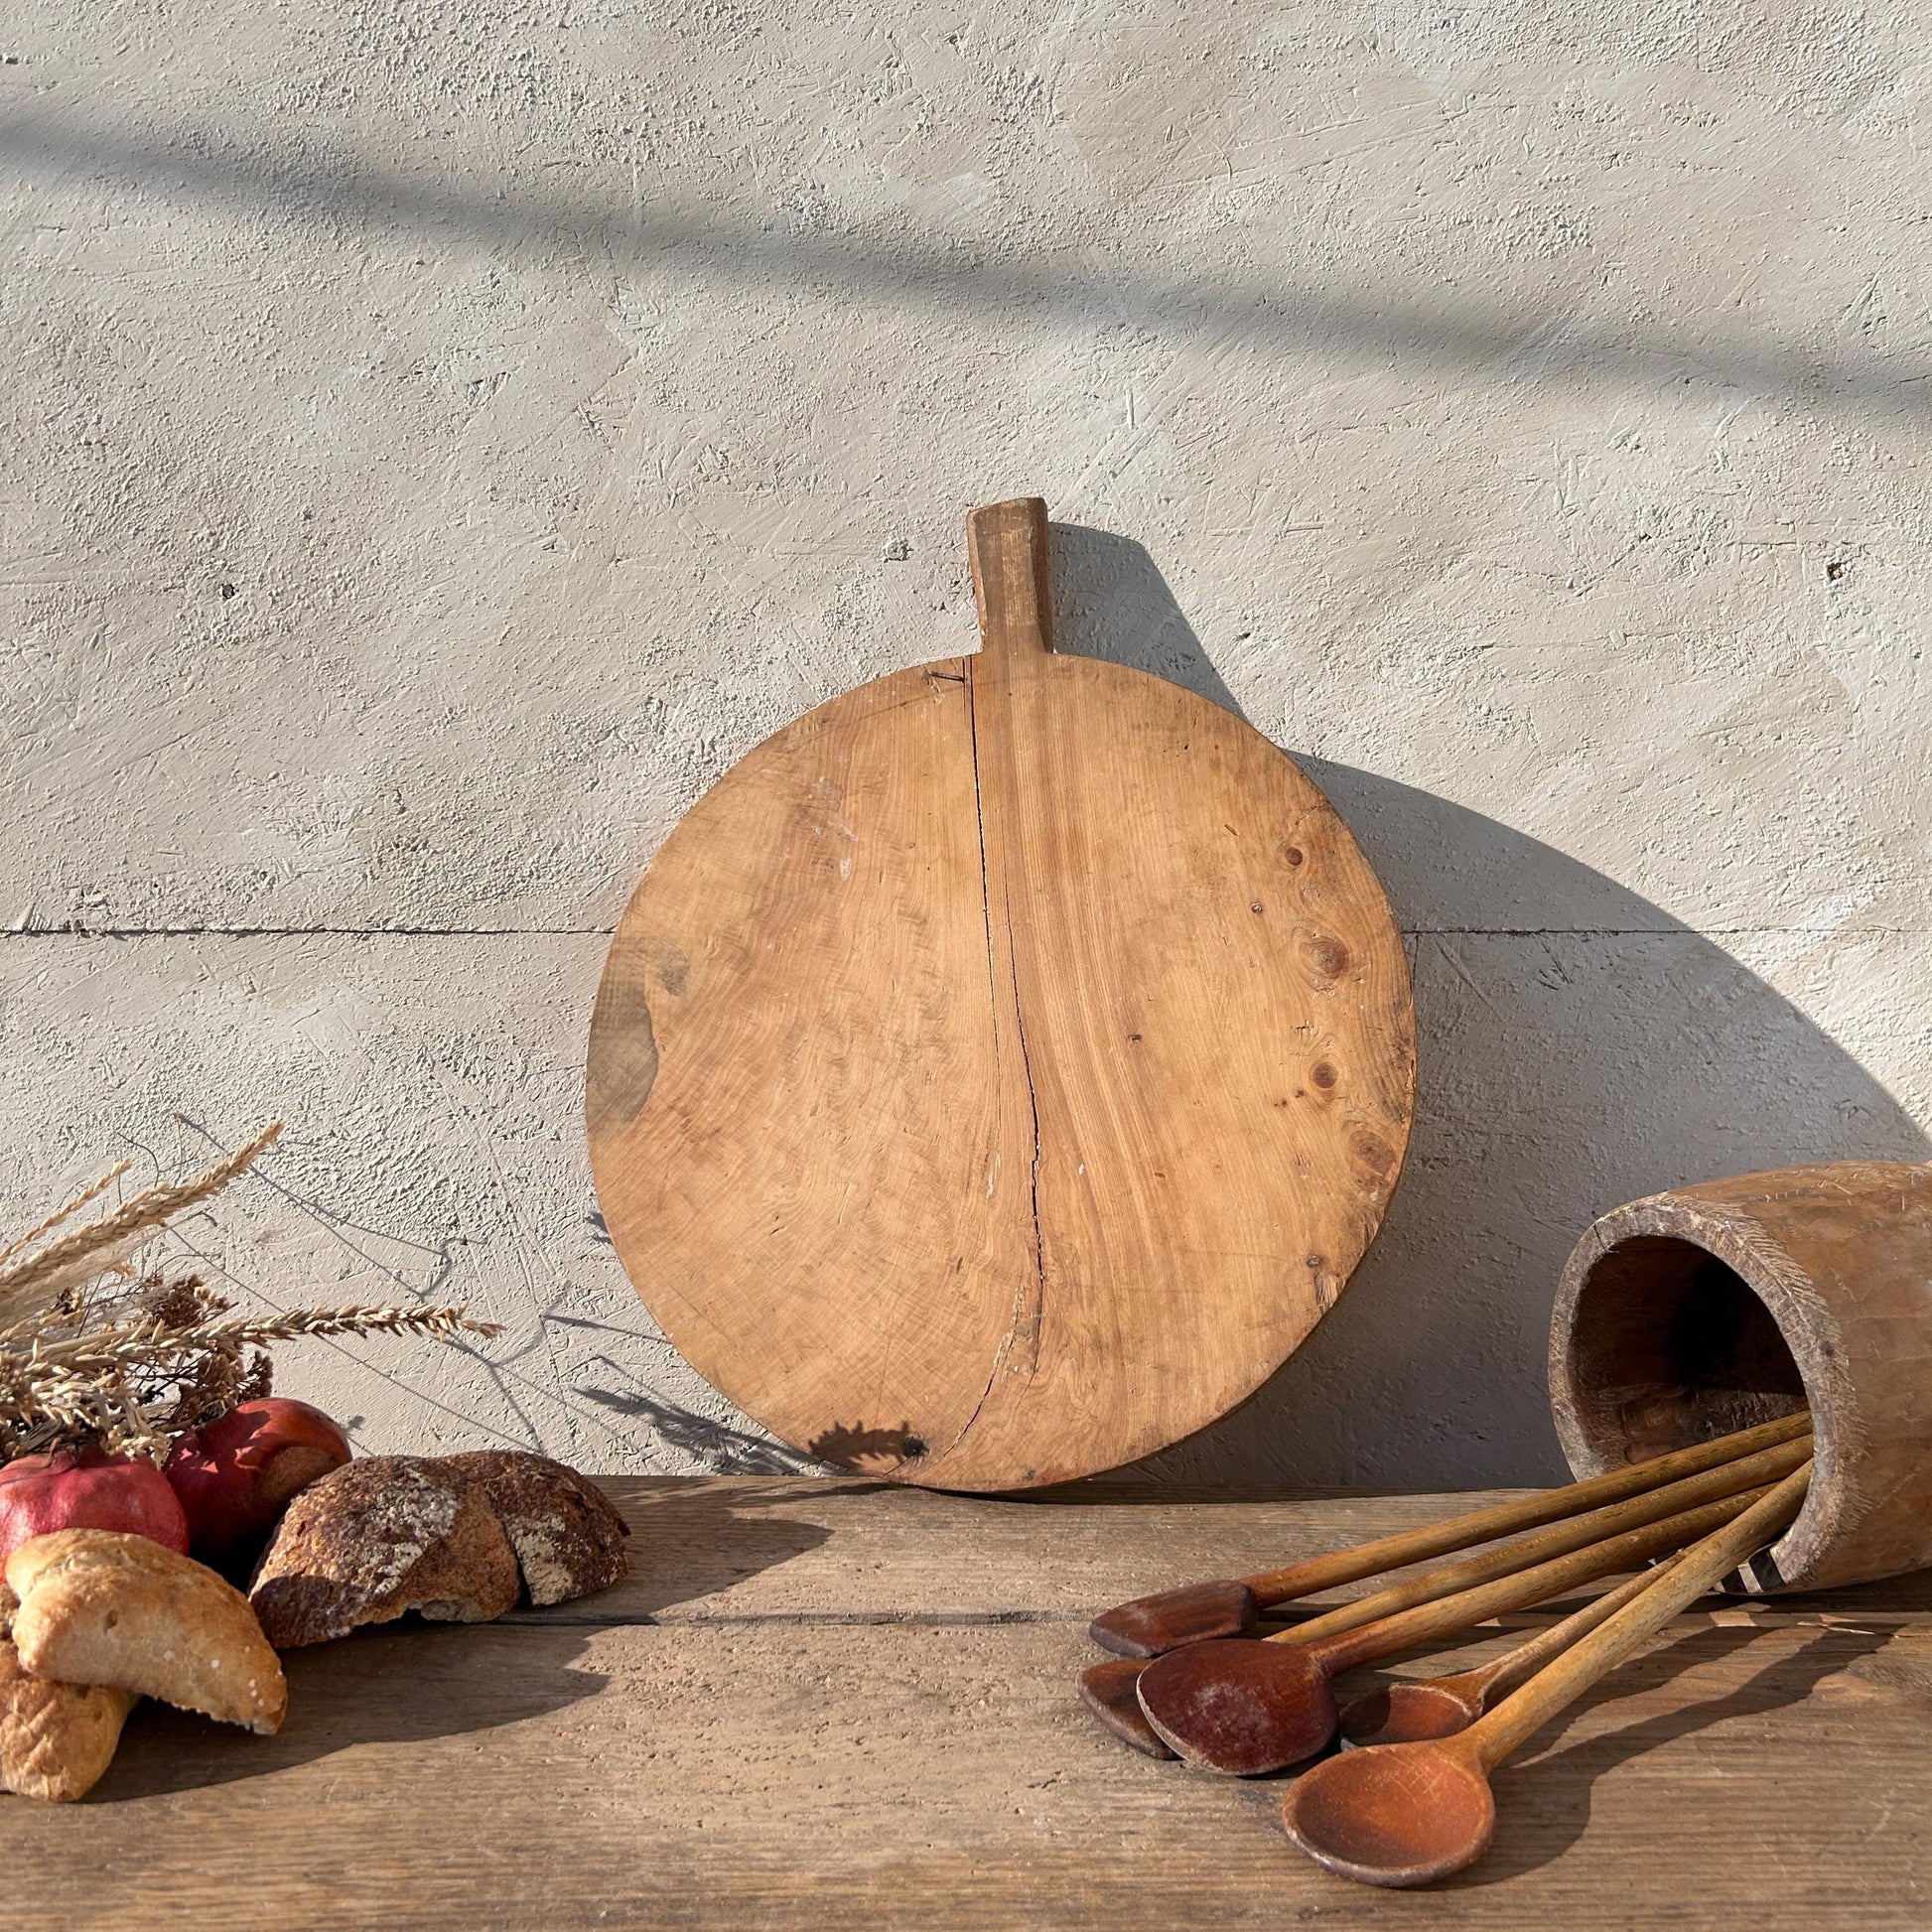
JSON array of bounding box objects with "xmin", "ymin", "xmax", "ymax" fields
[{"xmin": 1549, "ymin": 1160, "xmax": 1932, "ymax": 1593}]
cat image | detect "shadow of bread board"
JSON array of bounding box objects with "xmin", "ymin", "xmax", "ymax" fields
[{"xmin": 587, "ymin": 499, "xmax": 1415, "ymax": 1490}]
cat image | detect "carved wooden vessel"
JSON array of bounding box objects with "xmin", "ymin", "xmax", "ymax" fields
[{"xmin": 1550, "ymin": 1162, "xmax": 1932, "ymax": 1590}]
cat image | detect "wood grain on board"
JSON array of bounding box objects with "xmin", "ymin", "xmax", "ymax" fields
[
  {"xmin": 587, "ymin": 500, "xmax": 1416, "ymax": 1489},
  {"xmin": 13, "ymin": 1481, "xmax": 1929, "ymax": 1931}
]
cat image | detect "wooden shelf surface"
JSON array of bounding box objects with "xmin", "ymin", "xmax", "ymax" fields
[{"xmin": 13, "ymin": 1477, "xmax": 1931, "ymax": 1929}]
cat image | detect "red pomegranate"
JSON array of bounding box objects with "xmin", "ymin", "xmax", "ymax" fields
[
  {"xmin": 164, "ymin": 1398, "xmax": 351, "ymax": 1557},
  {"xmin": 0, "ymin": 1447, "xmax": 191, "ymax": 1563}
]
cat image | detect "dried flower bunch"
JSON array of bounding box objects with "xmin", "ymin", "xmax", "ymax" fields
[{"xmin": 0, "ymin": 1124, "xmax": 499, "ymax": 1463}]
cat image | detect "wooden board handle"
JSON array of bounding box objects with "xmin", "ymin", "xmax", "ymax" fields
[{"xmin": 966, "ymin": 497, "xmax": 1054, "ymax": 666}]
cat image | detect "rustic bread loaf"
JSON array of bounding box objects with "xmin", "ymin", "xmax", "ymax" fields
[
  {"xmin": 442, "ymin": 1449, "xmax": 630, "ymax": 1606},
  {"xmin": 249, "ymin": 1455, "xmax": 520, "ymax": 1648},
  {"xmin": 0, "ymin": 1639, "xmax": 135, "ymax": 1802},
  {"xmin": 7, "ymin": 1529, "xmax": 285, "ymax": 1734}
]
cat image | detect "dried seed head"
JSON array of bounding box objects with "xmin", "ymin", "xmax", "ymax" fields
[{"xmin": 0, "ymin": 1126, "xmax": 496, "ymax": 1462}]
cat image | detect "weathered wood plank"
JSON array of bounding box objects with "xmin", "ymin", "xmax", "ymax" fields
[
  {"xmin": 548, "ymin": 1477, "xmax": 1932, "ymax": 1622},
  {"xmin": 10, "ymin": 1611, "xmax": 1928, "ymax": 1930}
]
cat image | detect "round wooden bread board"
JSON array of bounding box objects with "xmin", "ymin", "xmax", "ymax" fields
[{"xmin": 587, "ymin": 499, "xmax": 1415, "ymax": 1490}]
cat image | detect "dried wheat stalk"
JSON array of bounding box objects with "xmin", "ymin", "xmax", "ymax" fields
[
  {"xmin": 0, "ymin": 1126, "xmax": 502, "ymax": 1462},
  {"xmin": 0, "ymin": 1159, "xmax": 132, "ymax": 1268},
  {"xmin": 0, "ymin": 1123, "xmax": 283, "ymax": 1328}
]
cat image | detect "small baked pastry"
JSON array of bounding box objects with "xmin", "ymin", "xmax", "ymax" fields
[
  {"xmin": 0, "ymin": 1639, "xmax": 135, "ymax": 1802},
  {"xmin": 249, "ymin": 1455, "xmax": 520, "ymax": 1648},
  {"xmin": 442, "ymin": 1449, "xmax": 630, "ymax": 1606},
  {"xmin": 7, "ymin": 1529, "xmax": 285, "ymax": 1734}
]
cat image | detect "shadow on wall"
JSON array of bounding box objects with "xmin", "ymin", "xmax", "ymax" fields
[
  {"xmin": 1048, "ymin": 521, "xmax": 1931, "ymax": 1492},
  {"xmin": 8, "ymin": 113, "xmax": 1931, "ymax": 430}
]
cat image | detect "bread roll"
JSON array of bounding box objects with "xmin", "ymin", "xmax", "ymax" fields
[
  {"xmin": 0, "ymin": 1640, "xmax": 135, "ymax": 1802},
  {"xmin": 7, "ymin": 1530, "xmax": 284, "ymax": 1734}
]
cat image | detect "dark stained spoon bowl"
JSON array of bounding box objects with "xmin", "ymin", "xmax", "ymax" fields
[
  {"xmin": 1077, "ymin": 1658, "xmax": 1176, "ymax": 1759},
  {"xmin": 1338, "ymin": 1679, "xmax": 1483, "ymax": 1749},
  {"xmin": 1136, "ymin": 1638, "xmax": 1335, "ymax": 1774}
]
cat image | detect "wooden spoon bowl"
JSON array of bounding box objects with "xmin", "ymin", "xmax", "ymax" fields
[
  {"xmin": 1076, "ymin": 1658, "xmax": 1176, "ymax": 1760},
  {"xmin": 1339, "ymin": 1680, "xmax": 1481, "ymax": 1749},
  {"xmin": 1137, "ymin": 1638, "xmax": 1335, "ymax": 1774},
  {"xmin": 1284, "ymin": 1739, "xmax": 1496, "ymax": 1887},
  {"xmin": 1092, "ymin": 1580, "xmax": 1260, "ymax": 1656}
]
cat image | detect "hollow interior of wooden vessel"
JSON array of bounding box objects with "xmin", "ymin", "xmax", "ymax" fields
[{"xmin": 1564, "ymin": 1235, "xmax": 1811, "ymax": 1464}]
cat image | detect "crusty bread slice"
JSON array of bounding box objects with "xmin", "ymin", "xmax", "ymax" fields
[
  {"xmin": 7, "ymin": 1529, "xmax": 284, "ymax": 1735},
  {"xmin": 442, "ymin": 1449, "xmax": 630, "ymax": 1607},
  {"xmin": 248, "ymin": 1455, "xmax": 520, "ymax": 1648}
]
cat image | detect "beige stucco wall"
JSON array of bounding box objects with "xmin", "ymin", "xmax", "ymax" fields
[{"xmin": 3, "ymin": 1, "xmax": 1927, "ymax": 1486}]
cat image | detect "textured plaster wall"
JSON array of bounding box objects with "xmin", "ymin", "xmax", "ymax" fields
[{"xmin": 2, "ymin": 1, "xmax": 1928, "ymax": 1487}]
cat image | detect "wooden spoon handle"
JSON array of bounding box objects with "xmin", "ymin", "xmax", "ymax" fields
[
  {"xmin": 966, "ymin": 497, "xmax": 1055, "ymax": 667},
  {"xmin": 1311, "ymin": 1483, "xmax": 1770, "ymax": 1676},
  {"xmin": 1471, "ymin": 1551, "xmax": 1688, "ymax": 1706},
  {"xmin": 1466, "ymin": 1460, "xmax": 1812, "ymax": 1773},
  {"xmin": 1280, "ymin": 1435, "xmax": 1807, "ymax": 1647},
  {"xmin": 1243, "ymin": 1413, "xmax": 1809, "ymax": 1606}
]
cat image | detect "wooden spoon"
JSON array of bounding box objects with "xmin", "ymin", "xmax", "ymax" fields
[
  {"xmin": 1256, "ymin": 1433, "xmax": 1803, "ymax": 1649},
  {"xmin": 1281, "ymin": 1461, "xmax": 1811, "ymax": 1886},
  {"xmin": 1089, "ymin": 1412, "xmax": 1810, "ymax": 1654},
  {"xmin": 1080, "ymin": 1431, "xmax": 1805, "ymax": 1756},
  {"xmin": 1336, "ymin": 1552, "xmax": 1687, "ymax": 1747},
  {"xmin": 1134, "ymin": 1483, "xmax": 1769, "ymax": 1774},
  {"xmin": 1077, "ymin": 1656, "xmax": 1177, "ymax": 1759}
]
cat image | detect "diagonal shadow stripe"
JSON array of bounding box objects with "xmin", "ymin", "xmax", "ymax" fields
[{"xmin": 6, "ymin": 107, "xmax": 1932, "ymax": 424}]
